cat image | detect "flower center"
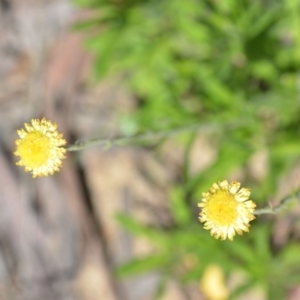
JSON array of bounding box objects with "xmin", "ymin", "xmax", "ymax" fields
[
  {"xmin": 17, "ymin": 131, "xmax": 51, "ymax": 168},
  {"xmin": 205, "ymin": 190, "xmax": 238, "ymax": 226}
]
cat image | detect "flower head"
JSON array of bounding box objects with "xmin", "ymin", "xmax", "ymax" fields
[
  {"xmin": 200, "ymin": 264, "xmax": 229, "ymax": 300},
  {"xmin": 198, "ymin": 180, "xmax": 256, "ymax": 241},
  {"xmin": 14, "ymin": 118, "xmax": 66, "ymax": 177}
]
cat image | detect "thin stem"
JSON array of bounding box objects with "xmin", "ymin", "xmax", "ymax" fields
[
  {"xmin": 66, "ymin": 119, "xmax": 245, "ymax": 152},
  {"xmin": 182, "ymin": 132, "xmax": 197, "ymax": 184},
  {"xmin": 254, "ymin": 189, "xmax": 300, "ymax": 215}
]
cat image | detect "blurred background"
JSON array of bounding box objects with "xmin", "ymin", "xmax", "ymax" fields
[{"xmin": 0, "ymin": 0, "xmax": 300, "ymax": 299}]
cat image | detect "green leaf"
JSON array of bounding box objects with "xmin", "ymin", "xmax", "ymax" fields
[
  {"xmin": 116, "ymin": 214, "xmax": 168, "ymax": 248},
  {"xmin": 188, "ymin": 138, "xmax": 252, "ymax": 197},
  {"xmin": 252, "ymin": 224, "xmax": 271, "ymax": 262},
  {"xmin": 169, "ymin": 187, "xmax": 191, "ymax": 226},
  {"xmin": 248, "ymin": 4, "xmax": 283, "ymax": 39},
  {"xmin": 224, "ymin": 240, "xmax": 256, "ymax": 267},
  {"xmin": 115, "ymin": 254, "xmax": 168, "ymax": 278},
  {"xmin": 228, "ymin": 279, "xmax": 257, "ymax": 300}
]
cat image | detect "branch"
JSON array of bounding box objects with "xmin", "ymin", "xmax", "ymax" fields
[
  {"xmin": 254, "ymin": 189, "xmax": 300, "ymax": 215},
  {"xmin": 66, "ymin": 119, "xmax": 245, "ymax": 152}
]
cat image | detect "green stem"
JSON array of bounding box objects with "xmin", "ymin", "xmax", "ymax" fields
[
  {"xmin": 66, "ymin": 119, "xmax": 244, "ymax": 152},
  {"xmin": 66, "ymin": 118, "xmax": 300, "ymax": 216},
  {"xmin": 254, "ymin": 189, "xmax": 300, "ymax": 215}
]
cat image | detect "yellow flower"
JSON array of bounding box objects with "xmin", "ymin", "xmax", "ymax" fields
[
  {"xmin": 200, "ymin": 264, "xmax": 229, "ymax": 300},
  {"xmin": 198, "ymin": 180, "xmax": 256, "ymax": 241},
  {"xmin": 14, "ymin": 118, "xmax": 67, "ymax": 177}
]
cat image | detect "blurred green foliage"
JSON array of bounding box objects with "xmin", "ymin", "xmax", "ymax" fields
[{"xmin": 74, "ymin": 0, "xmax": 300, "ymax": 298}]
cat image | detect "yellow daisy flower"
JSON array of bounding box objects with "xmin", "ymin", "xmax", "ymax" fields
[
  {"xmin": 200, "ymin": 264, "xmax": 229, "ymax": 300},
  {"xmin": 14, "ymin": 118, "xmax": 67, "ymax": 178},
  {"xmin": 198, "ymin": 180, "xmax": 256, "ymax": 241}
]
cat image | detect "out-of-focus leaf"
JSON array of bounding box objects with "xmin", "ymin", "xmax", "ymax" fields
[
  {"xmin": 169, "ymin": 187, "xmax": 191, "ymax": 226},
  {"xmin": 252, "ymin": 224, "xmax": 271, "ymax": 262},
  {"xmin": 190, "ymin": 138, "xmax": 252, "ymax": 197},
  {"xmin": 228, "ymin": 279, "xmax": 258, "ymax": 300},
  {"xmin": 224, "ymin": 240, "xmax": 256, "ymax": 267},
  {"xmin": 116, "ymin": 213, "xmax": 168, "ymax": 248},
  {"xmin": 115, "ymin": 254, "xmax": 168, "ymax": 278}
]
